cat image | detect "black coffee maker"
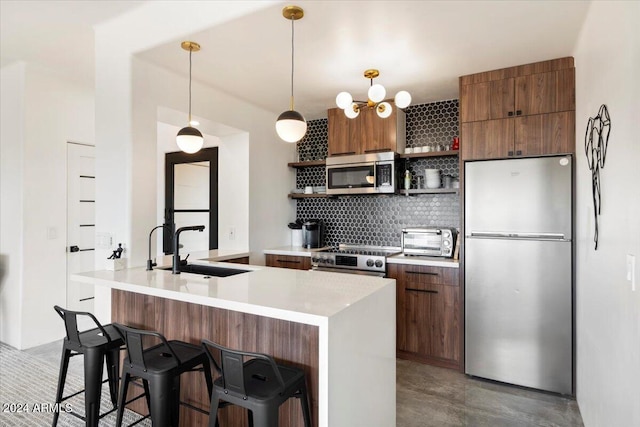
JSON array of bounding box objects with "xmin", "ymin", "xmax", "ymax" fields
[{"xmin": 302, "ymin": 219, "xmax": 325, "ymax": 248}]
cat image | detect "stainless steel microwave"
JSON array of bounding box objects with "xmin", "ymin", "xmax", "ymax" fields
[{"xmin": 326, "ymin": 152, "xmax": 396, "ymax": 195}]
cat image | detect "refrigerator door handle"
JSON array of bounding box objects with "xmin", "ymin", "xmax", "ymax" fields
[{"xmin": 469, "ymin": 231, "xmax": 567, "ymax": 240}]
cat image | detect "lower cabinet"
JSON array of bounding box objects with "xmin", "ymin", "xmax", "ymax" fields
[
  {"xmin": 265, "ymin": 254, "xmax": 311, "ymax": 271},
  {"xmin": 388, "ymin": 263, "xmax": 461, "ymax": 370}
]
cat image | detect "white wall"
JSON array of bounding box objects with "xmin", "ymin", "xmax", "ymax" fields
[
  {"xmin": 573, "ymin": 2, "xmax": 640, "ymax": 426},
  {"xmin": 0, "ymin": 62, "xmax": 26, "ymax": 347},
  {"xmin": 0, "ymin": 62, "xmax": 95, "ymax": 349}
]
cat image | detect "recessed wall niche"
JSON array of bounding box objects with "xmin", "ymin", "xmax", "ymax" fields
[{"xmin": 295, "ymin": 99, "xmax": 460, "ymax": 247}]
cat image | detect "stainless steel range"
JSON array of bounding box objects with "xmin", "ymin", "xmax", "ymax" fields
[{"xmin": 311, "ymin": 245, "xmax": 401, "ymax": 277}]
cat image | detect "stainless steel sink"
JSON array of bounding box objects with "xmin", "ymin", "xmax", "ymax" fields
[{"xmin": 160, "ymin": 264, "xmax": 250, "ymax": 277}]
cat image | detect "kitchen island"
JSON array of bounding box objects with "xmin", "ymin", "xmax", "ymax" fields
[{"xmin": 72, "ymin": 258, "xmax": 396, "ymax": 427}]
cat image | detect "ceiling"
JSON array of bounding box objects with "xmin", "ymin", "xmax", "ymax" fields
[{"xmin": 1, "ymin": 1, "xmax": 591, "ymax": 120}]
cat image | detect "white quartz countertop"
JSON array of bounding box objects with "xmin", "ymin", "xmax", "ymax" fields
[
  {"xmin": 263, "ymin": 246, "xmax": 331, "ymax": 257},
  {"xmin": 387, "ymin": 254, "xmax": 460, "ymax": 268},
  {"xmin": 154, "ymin": 249, "xmax": 250, "ymax": 265},
  {"xmin": 72, "ymin": 260, "xmax": 395, "ymax": 326}
]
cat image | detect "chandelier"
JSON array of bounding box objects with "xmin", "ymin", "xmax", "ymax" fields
[
  {"xmin": 176, "ymin": 41, "xmax": 203, "ymax": 154},
  {"xmin": 335, "ymin": 69, "xmax": 411, "ymax": 119}
]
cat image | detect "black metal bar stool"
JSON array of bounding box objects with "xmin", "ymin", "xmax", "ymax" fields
[
  {"xmin": 201, "ymin": 339, "xmax": 312, "ymax": 427},
  {"xmin": 52, "ymin": 305, "xmax": 124, "ymax": 426},
  {"xmin": 113, "ymin": 324, "xmax": 213, "ymax": 427}
]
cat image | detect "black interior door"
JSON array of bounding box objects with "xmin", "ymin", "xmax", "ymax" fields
[{"xmin": 164, "ymin": 147, "xmax": 219, "ymax": 254}]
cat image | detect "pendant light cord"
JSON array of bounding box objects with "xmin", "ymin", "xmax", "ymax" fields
[
  {"xmin": 290, "ymin": 17, "xmax": 295, "ymax": 111},
  {"xmin": 188, "ymin": 47, "xmax": 193, "ymax": 123}
]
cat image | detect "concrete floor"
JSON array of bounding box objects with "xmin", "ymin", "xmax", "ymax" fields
[
  {"xmin": 25, "ymin": 340, "xmax": 583, "ymax": 426},
  {"xmin": 396, "ymin": 358, "xmax": 583, "ymax": 427}
]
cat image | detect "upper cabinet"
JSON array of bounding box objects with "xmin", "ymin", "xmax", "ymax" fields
[
  {"xmin": 459, "ymin": 57, "xmax": 575, "ymax": 161},
  {"xmin": 327, "ymin": 105, "xmax": 406, "ymax": 156}
]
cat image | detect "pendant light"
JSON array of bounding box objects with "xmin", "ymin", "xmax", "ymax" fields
[
  {"xmin": 276, "ymin": 6, "xmax": 307, "ymax": 143},
  {"xmin": 176, "ymin": 41, "xmax": 204, "ymax": 154}
]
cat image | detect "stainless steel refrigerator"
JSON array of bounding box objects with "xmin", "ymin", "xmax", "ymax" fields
[{"xmin": 464, "ymin": 155, "xmax": 573, "ymax": 395}]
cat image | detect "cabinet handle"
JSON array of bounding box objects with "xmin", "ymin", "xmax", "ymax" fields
[
  {"xmin": 364, "ymin": 148, "xmax": 392, "ymax": 153},
  {"xmin": 516, "ymin": 110, "xmax": 522, "ymax": 116},
  {"xmin": 508, "ymin": 151, "xmax": 514, "ymax": 156},
  {"xmin": 508, "ymin": 111, "xmax": 514, "ymax": 117},
  {"xmin": 406, "ymin": 271, "xmax": 438, "ymax": 276},
  {"xmin": 277, "ymin": 259, "xmax": 301, "ymax": 264},
  {"xmin": 332, "ymin": 151, "xmax": 356, "ymax": 156},
  {"xmin": 406, "ymin": 288, "xmax": 438, "ymax": 294},
  {"xmin": 516, "ymin": 150, "xmax": 522, "ymax": 155}
]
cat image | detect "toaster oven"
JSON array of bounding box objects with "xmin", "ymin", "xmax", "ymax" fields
[{"xmin": 401, "ymin": 227, "xmax": 456, "ymax": 257}]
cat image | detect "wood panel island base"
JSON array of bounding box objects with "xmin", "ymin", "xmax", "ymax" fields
[{"xmin": 73, "ymin": 261, "xmax": 396, "ymax": 427}]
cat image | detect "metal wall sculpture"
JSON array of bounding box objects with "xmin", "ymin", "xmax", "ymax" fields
[{"xmin": 584, "ymin": 104, "xmax": 611, "ymax": 250}]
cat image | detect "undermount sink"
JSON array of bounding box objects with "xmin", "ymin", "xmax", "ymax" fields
[{"xmin": 160, "ymin": 264, "xmax": 250, "ymax": 277}]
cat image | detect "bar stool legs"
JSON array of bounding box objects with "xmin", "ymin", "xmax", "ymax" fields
[{"xmin": 51, "ymin": 348, "xmax": 71, "ymax": 427}]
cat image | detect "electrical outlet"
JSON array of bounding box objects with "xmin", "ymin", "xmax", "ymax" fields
[
  {"xmin": 627, "ymin": 254, "xmax": 636, "ymax": 291},
  {"xmin": 96, "ymin": 232, "xmax": 113, "ymax": 249},
  {"xmin": 229, "ymin": 227, "xmax": 236, "ymax": 240}
]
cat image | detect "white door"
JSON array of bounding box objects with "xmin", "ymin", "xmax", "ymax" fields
[{"xmin": 67, "ymin": 143, "xmax": 96, "ymax": 313}]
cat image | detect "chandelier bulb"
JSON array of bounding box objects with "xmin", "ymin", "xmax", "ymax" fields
[
  {"xmin": 368, "ymin": 84, "xmax": 386, "ymax": 103},
  {"xmin": 345, "ymin": 103, "xmax": 360, "ymax": 119},
  {"xmin": 395, "ymin": 91, "xmax": 412, "ymax": 109},
  {"xmin": 377, "ymin": 102, "xmax": 393, "ymax": 118},
  {"xmin": 336, "ymin": 92, "xmax": 353, "ymax": 110}
]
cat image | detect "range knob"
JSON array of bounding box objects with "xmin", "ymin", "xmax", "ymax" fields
[
  {"xmin": 311, "ymin": 257, "xmax": 319, "ymax": 263},
  {"xmin": 374, "ymin": 260, "xmax": 383, "ymax": 268},
  {"xmin": 327, "ymin": 257, "xmax": 334, "ymax": 265},
  {"xmin": 366, "ymin": 259, "xmax": 374, "ymax": 267}
]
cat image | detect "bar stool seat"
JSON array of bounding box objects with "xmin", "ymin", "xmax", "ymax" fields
[
  {"xmin": 52, "ymin": 305, "xmax": 124, "ymax": 427},
  {"xmin": 202, "ymin": 339, "xmax": 312, "ymax": 427},
  {"xmin": 114, "ymin": 324, "xmax": 213, "ymax": 427}
]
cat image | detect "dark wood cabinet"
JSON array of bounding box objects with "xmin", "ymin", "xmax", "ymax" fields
[
  {"xmin": 514, "ymin": 111, "xmax": 575, "ymax": 156},
  {"xmin": 327, "ymin": 106, "xmax": 405, "ymax": 156},
  {"xmin": 514, "ymin": 68, "xmax": 575, "ymax": 117},
  {"xmin": 389, "ymin": 263, "xmax": 461, "ymax": 370},
  {"xmin": 328, "ymin": 107, "xmax": 359, "ymax": 156},
  {"xmin": 459, "ymin": 58, "xmax": 575, "ymax": 161},
  {"xmin": 265, "ymin": 254, "xmax": 311, "ymax": 270},
  {"xmin": 461, "ymin": 111, "xmax": 575, "ymax": 160},
  {"xmin": 461, "ymin": 119, "xmax": 513, "ymax": 160}
]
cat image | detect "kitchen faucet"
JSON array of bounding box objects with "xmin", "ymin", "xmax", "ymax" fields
[
  {"xmin": 173, "ymin": 225, "xmax": 205, "ymax": 274},
  {"xmin": 146, "ymin": 224, "xmax": 169, "ymax": 271}
]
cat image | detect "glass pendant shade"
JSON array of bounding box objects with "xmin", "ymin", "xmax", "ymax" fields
[
  {"xmin": 368, "ymin": 84, "xmax": 386, "ymax": 103},
  {"xmin": 345, "ymin": 103, "xmax": 360, "ymax": 119},
  {"xmin": 377, "ymin": 102, "xmax": 393, "ymax": 118},
  {"xmin": 336, "ymin": 92, "xmax": 353, "ymax": 109},
  {"xmin": 176, "ymin": 126, "xmax": 204, "ymax": 154},
  {"xmin": 395, "ymin": 90, "xmax": 412, "ymax": 108},
  {"xmin": 276, "ymin": 109, "xmax": 307, "ymax": 143}
]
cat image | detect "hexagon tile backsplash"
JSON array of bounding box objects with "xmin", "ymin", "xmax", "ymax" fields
[{"xmin": 295, "ymin": 99, "xmax": 460, "ymax": 247}]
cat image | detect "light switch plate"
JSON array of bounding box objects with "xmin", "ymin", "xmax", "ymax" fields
[{"xmin": 627, "ymin": 254, "xmax": 636, "ymax": 291}]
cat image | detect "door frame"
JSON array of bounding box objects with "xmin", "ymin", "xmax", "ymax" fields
[{"xmin": 163, "ymin": 147, "xmax": 219, "ymax": 254}]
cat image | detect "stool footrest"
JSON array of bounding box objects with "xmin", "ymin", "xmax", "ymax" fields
[{"xmin": 180, "ymin": 400, "xmax": 210, "ymax": 416}]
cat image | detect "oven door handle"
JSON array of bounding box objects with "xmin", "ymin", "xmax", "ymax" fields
[{"xmin": 312, "ymin": 266, "xmax": 386, "ymax": 277}]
